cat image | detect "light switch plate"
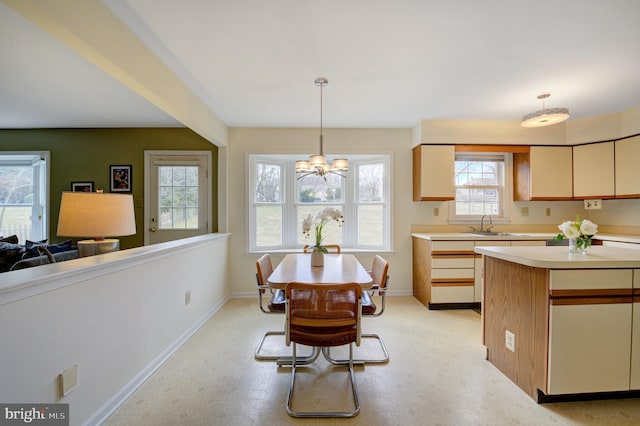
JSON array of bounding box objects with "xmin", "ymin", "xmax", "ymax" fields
[{"xmin": 60, "ymin": 364, "xmax": 78, "ymax": 396}]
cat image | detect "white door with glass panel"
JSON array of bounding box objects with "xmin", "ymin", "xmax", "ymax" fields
[{"xmin": 145, "ymin": 151, "xmax": 211, "ymax": 245}]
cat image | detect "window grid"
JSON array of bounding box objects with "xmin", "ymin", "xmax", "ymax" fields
[
  {"xmin": 158, "ymin": 166, "xmax": 199, "ymax": 229},
  {"xmin": 249, "ymin": 155, "xmax": 390, "ymax": 251},
  {"xmin": 453, "ymin": 155, "xmax": 506, "ymax": 218}
]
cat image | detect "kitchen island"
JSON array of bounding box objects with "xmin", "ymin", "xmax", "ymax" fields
[{"xmin": 475, "ymin": 245, "xmax": 640, "ymax": 402}]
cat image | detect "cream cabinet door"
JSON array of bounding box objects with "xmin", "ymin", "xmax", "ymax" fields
[
  {"xmin": 530, "ymin": 146, "xmax": 573, "ymax": 199},
  {"xmin": 615, "ymin": 135, "xmax": 640, "ymax": 197},
  {"xmin": 573, "ymin": 141, "xmax": 615, "ymax": 199},
  {"xmin": 632, "ymin": 301, "xmax": 640, "ymax": 389},
  {"xmin": 412, "ymin": 145, "xmax": 455, "ymax": 201},
  {"xmin": 548, "ymin": 303, "xmax": 632, "ymax": 394}
]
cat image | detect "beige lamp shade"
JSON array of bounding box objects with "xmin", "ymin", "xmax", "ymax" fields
[{"xmin": 57, "ymin": 192, "xmax": 136, "ymax": 240}]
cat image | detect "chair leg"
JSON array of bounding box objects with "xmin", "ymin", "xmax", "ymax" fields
[
  {"xmin": 254, "ymin": 330, "xmax": 317, "ymax": 363},
  {"xmin": 323, "ymin": 333, "xmax": 389, "ymax": 365},
  {"xmin": 286, "ymin": 343, "xmax": 360, "ymax": 418}
]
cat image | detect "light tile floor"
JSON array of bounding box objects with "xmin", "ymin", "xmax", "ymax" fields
[{"xmin": 105, "ymin": 297, "xmax": 640, "ymax": 425}]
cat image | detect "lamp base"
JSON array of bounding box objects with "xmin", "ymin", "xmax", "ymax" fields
[{"xmin": 78, "ymin": 239, "xmax": 120, "ymax": 257}]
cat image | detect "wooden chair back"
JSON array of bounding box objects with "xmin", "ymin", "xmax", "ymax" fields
[
  {"xmin": 302, "ymin": 244, "xmax": 341, "ymax": 253},
  {"xmin": 256, "ymin": 254, "xmax": 274, "ymax": 289},
  {"xmin": 285, "ymin": 282, "xmax": 361, "ymax": 347},
  {"xmin": 370, "ymin": 255, "xmax": 389, "ymax": 289}
]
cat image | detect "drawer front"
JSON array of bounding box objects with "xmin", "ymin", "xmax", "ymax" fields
[
  {"xmin": 432, "ymin": 256, "xmax": 475, "ymax": 269},
  {"xmin": 474, "ymin": 240, "xmax": 511, "ymax": 247},
  {"xmin": 431, "ymin": 285, "xmax": 474, "ymax": 303},
  {"xmin": 550, "ymin": 269, "xmax": 633, "ymax": 291},
  {"xmin": 432, "ymin": 241, "xmax": 475, "ymax": 252},
  {"xmin": 432, "ymin": 268, "xmax": 475, "ymax": 280}
]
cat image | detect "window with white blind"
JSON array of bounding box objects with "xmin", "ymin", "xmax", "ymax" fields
[{"xmin": 451, "ymin": 152, "xmax": 509, "ymax": 220}]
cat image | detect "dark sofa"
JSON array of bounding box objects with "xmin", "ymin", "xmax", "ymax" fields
[{"xmin": 0, "ymin": 235, "xmax": 78, "ymax": 272}]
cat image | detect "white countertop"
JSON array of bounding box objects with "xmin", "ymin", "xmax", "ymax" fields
[
  {"xmin": 474, "ymin": 245, "xmax": 640, "ymax": 269},
  {"xmin": 411, "ymin": 232, "xmax": 556, "ymax": 240},
  {"xmin": 411, "ymin": 232, "xmax": 640, "ymax": 244}
]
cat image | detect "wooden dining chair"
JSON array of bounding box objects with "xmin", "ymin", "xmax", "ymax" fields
[
  {"xmin": 302, "ymin": 244, "xmax": 341, "ymax": 253},
  {"xmin": 324, "ymin": 255, "xmax": 390, "ymax": 364},
  {"xmin": 285, "ymin": 282, "xmax": 362, "ymax": 418}
]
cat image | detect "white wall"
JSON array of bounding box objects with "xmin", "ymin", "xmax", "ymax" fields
[
  {"xmin": 227, "ymin": 127, "xmax": 417, "ymax": 296},
  {"xmin": 227, "ymin": 125, "xmax": 640, "ymax": 300},
  {"xmin": 0, "ymin": 233, "xmax": 230, "ymax": 426}
]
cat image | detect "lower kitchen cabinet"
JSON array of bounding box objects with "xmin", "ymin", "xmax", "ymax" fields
[
  {"xmin": 413, "ymin": 236, "xmax": 546, "ymax": 309},
  {"xmin": 548, "ymin": 303, "xmax": 632, "ymax": 394}
]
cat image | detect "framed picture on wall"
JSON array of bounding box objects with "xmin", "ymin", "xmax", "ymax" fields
[
  {"xmin": 110, "ymin": 165, "xmax": 132, "ymax": 192},
  {"xmin": 71, "ymin": 181, "xmax": 94, "ymax": 192}
]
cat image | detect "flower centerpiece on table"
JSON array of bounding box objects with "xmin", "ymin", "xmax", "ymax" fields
[
  {"xmin": 302, "ymin": 207, "xmax": 344, "ymax": 253},
  {"xmin": 555, "ymin": 216, "xmax": 598, "ymax": 253}
]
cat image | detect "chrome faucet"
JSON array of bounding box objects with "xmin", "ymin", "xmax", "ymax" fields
[{"xmin": 480, "ymin": 215, "xmax": 493, "ymax": 233}]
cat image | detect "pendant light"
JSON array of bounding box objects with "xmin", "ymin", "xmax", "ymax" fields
[
  {"xmin": 295, "ymin": 78, "xmax": 348, "ymax": 179},
  {"xmin": 521, "ymin": 93, "xmax": 570, "ymax": 128}
]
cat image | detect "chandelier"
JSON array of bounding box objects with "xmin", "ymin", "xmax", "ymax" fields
[
  {"xmin": 521, "ymin": 93, "xmax": 570, "ymax": 128},
  {"xmin": 295, "ymin": 77, "xmax": 348, "ymax": 179}
]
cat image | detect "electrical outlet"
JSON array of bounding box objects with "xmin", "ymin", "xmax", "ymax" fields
[
  {"xmin": 546, "ymin": 207, "xmax": 551, "ymax": 216},
  {"xmin": 584, "ymin": 199, "xmax": 602, "ymax": 210},
  {"xmin": 505, "ymin": 330, "xmax": 515, "ymax": 352},
  {"xmin": 434, "ymin": 207, "xmax": 439, "ymax": 217},
  {"xmin": 520, "ymin": 207, "xmax": 529, "ymax": 217},
  {"xmin": 185, "ymin": 290, "xmax": 191, "ymax": 306}
]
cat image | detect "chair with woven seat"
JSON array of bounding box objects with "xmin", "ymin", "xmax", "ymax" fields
[
  {"xmin": 285, "ymin": 282, "xmax": 362, "ymax": 418},
  {"xmin": 302, "ymin": 244, "xmax": 341, "ymax": 253},
  {"xmin": 324, "ymin": 255, "xmax": 390, "ymax": 364}
]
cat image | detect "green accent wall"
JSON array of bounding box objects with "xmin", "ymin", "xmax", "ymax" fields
[{"xmin": 0, "ymin": 128, "xmax": 218, "ymax": 249}]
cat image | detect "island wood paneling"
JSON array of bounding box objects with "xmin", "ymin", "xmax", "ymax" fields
[
  {"xmin": 412, "ymin": 237, "xmax": 432, "ymax": 306},
  {"xmin": 482, "ymin": 257, "xmax": 549, "ymax": 400}
]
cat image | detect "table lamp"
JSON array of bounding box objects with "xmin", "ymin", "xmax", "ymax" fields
[{"xmin": 57, "ymin": 191, "xmax": 136, "ymax": 257}]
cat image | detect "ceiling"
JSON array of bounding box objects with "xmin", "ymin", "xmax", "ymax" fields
[{"xmin": 2, "ymin": 0, "xmax": 640, "ymax": 137}]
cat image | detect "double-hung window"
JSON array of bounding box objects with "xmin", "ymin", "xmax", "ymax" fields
[
  {"xmin": 452, "ymin": 152, "xmax": 509, "ymax": 220},
  {"xmin": 249, "ymin": 154, "xmax": 391, "ymax": 251},
  {"xmin": 0, "ymin": 152, "xmax": 49, "ymax": 242}
]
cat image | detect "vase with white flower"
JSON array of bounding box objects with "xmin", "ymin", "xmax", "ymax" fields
[
  {"xmin": 555, "ymin": 216, "xmax": 598, "ymax": 254},
  {"xmin": 302, "ymin": 207, "xmax": 344, "ymax": 267}
]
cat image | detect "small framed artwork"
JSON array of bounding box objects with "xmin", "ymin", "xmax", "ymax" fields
[
  {"xmin": 71, "ymin": 181, "xmax": 94, "ymax": 192},
  {"xmin": 110, "ymin": 165, "xmax": 132, "ymax": 192}
]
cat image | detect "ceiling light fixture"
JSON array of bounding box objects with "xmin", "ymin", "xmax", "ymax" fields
[
  {"xmin": 295, "ymin": 77, "xmax": 348, "ymax": 180},
  {"xmin": 521, "ymin": 93, "xmax": 570, "ymax": 128}
]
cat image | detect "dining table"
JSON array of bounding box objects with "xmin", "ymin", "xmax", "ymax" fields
[
  {"xmin": 267, "ymin": 253, "xmax": 373, "ymax": 366},
  {"xmin": 267, "ymin": 253, "xmax": 373, "ymax": 289}
]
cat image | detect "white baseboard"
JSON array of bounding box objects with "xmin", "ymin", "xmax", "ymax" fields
[{"xmin": 85, "ymin": 295, "xmax": 230, "ymax": 426}]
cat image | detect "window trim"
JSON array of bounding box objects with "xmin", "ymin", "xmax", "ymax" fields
[{"xmin": 248, "ymin": 154, "xmax": 392, "ymax": 252}]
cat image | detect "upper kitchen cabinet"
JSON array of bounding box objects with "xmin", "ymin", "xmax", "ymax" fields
[
  {"xmin": 514, "ymin": 146, "xmax": 573, "ymax": 201},
  {"xmin": 573, "ymin": 141, "xmax": 615, "ymax": 199},
  {"xmin": 615, "ymin": 135, "xmax": 640, "ymax": 198},
  {"xmin": 413, "ymin": 145, "xmax": 455, "ymax": 201}
]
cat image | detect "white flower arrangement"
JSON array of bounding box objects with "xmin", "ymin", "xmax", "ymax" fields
[
  {"xmin": 556, "ymin": 216, "xmax": 598, "ymax": 252},
  {"xmin": 302, "ymin": 207, "xmax": 344, "ymax": 253}
]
